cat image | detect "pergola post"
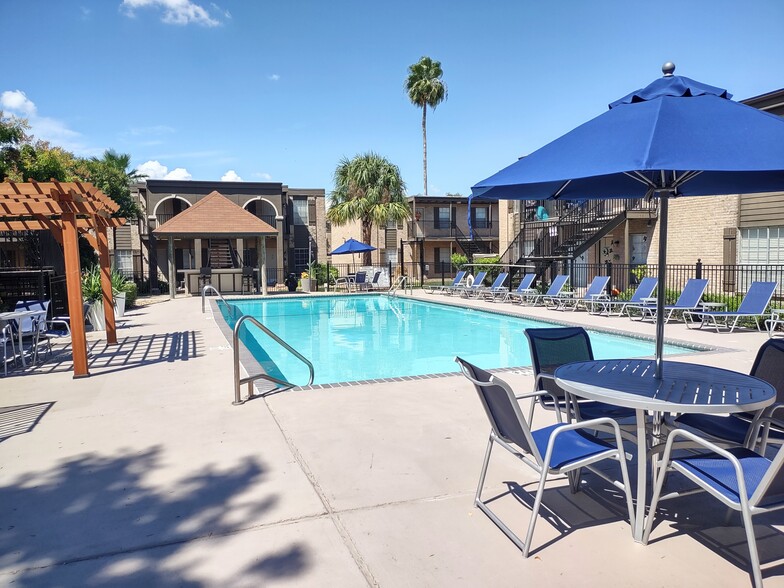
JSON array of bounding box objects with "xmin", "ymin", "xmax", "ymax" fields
[
  {"xmin": 258, "ymin": 236, "xmax": 267, "ymax": 295},
  {"xmin": 168, "ymin": 236, "xmax": 175, "ymax": 299},
  {"xmin": 97, "ymin": 225, "xmax": 117, "ymax": 345},
  {"xmin": 62, "ymin": 212, "xmax": 89, "ymax": 378}
]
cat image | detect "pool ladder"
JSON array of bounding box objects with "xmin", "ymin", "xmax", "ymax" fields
[
  {"xmin": 201, "ymin": 285, "xmax": 315, "ymax": 404},
  {"xmin": 388, "ymin": 275, "xmax": 411, "ymax": 296}
]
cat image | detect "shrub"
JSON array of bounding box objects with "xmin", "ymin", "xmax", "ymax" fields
[
  {"xmin": 451, "ymin": 253, "xmax": 468, "ymax": 271},
  {"xmin": 125, "ymin": 282, "xmax": 138, "ymax": 307},
  {"xmin": 474, "ymin": 256, "xmax": 502, "ymax": 281},
  {"xmin": 311, "ymin": 262, "xmax": 338, "ymax": 286}
]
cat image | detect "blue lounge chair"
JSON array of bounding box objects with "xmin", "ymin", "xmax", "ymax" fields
[
  {"xmin": 628, "ymin": 278, "xmax": 708, "ymax": 323},
  {"xmin": 683, "ymin": 281, "xmax": 778, "ymax": 332},
  {"xmin": 455, "ymin": 356, "xmax": 635, "ymax": 557},
  {"xmin": 452, "ymin": 271, "xmax": 487, "ymax": 297},
  {"xmin": 589, "ymin": 276, "xmax": 658, "ymax": 316},
  {"xmin": 527, "ymin": 275, "xmax": 569, "ymax": 306},
  {"xmin": 472, "ymin": 272, "xmax": 509, "ymax": 300},
  {"xmin": 425, "ymin": 270, "xmax": 466, "ymax": 294},
  {"xmin": 504, "ymin": 273, "xmax": 537, "ymax": 304},
  {"xmin": 552, "ymin": 275, "xmax": 610, "ymax": 311}
]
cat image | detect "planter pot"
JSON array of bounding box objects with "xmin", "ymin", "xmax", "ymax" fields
[
  {"xmin": 87, "ymin": 300, "xmax": 106, "ymax": 331},
  {"xmin": 301, "ymin": 278, "xmax": 311, "ymax": 293},
  {"xmin": 114, "ymin": 291, "xmax": 126, "ymax": 318}
]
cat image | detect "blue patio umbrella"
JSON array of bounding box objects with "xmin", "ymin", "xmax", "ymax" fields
[
  {"xmin": 330, "ymin": 238, "xmax": 377, "ymax": 255},
  {"xmin": 471, "ymin": 63, "xmax": 784, "ymax": 376}
]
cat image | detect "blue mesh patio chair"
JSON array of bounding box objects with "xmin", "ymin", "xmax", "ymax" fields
[
  {"xmin": 526, "ymin": 274, "xmax": 569, "ymax": 306},
  {"xmin": 455, "ymin": 356, "xmax": 635, "ymax": 556},
  {"xmin": 684, "ymin": 281, "xmax": 778, "ymax": 333},
  {"xmin": 524, "ymin": 327, "xmax": 635, "ymax": 426},
  {"xmin": 551, "ymin": 275, "xmax": 610, "ymax": 311},
  {"xmin": 675, "ymin": 339, "xmax": 784, "ymax": 450},
  {"xmin": 1, "ymin": 322, "xmax": 18, "ymax": 376},
  {"xmin": 589, "ymin": 276, "xmax": 658, "ymax": 317},
  {"xmin": 424, "ymin": 270, "xmax": 466, "ymax": 294},
  {"xmin": 628, "ymin": 278, "xmax": 708, "ymax": 323},
  {"xmin": 472, "ymin": 272, "xmax": 509, "ymax": 300},
  {"xmin": 643, "ymin": 425, "xmax": 784, "ymax": 587},
  {"xmin": 504, "ymin": 273, "xmax": 537, "ymax": 304}
]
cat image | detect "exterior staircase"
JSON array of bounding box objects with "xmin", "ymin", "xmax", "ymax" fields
[
  {"xmin": 208, "ymin": 239, "xmax": 240, "ymax": 269},
  {"xmin": 455, "ymin": 225, "xmax": 496, "ymax": 263},
  {"xmin": 500, "ymin": 197, "xmax": 657, "ymax": 282}
]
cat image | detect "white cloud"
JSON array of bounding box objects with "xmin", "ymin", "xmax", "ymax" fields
[
  {"xmin": 210, "ymin": 2, "xmax": 231, "ymax": 18},
  {"xmin": 136, "ymin": 160, "xmax": 169, "ymax": 179},
  {"xmin": 121, "ymin": 0, "xmax": 221, "ymax": 27},
  {"xmin": 268, "ymin": 74, "xmax": 280, "ymax": 82},
  {"xmin": 1, "ymin": 90, "xmax": 37, "ymax": 116},
  {"xmin": 221, "ymin": 170, "xmax": 242, "ymax": 182},
  {"xmin": 165, "ymin": 167, "xmax": 192, "ymax": 180}
]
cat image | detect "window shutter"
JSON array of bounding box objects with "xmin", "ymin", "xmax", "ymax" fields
[{"xmin": 308, "ymin": 199, "xmax": 317, "ymax": 226}]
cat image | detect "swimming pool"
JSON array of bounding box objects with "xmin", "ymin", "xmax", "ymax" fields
[{"xmin": 219, "ymin": 295, "xmax": 697, "ymax": 386}]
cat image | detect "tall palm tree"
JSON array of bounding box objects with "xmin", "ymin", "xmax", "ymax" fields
[
  {"xmin": 406, "ymin": 56, "xmax": 447, "ymax": 197},
  {"xmin": 327, "ymin": 152, "xmax": 409, "ymax": 265},
  {"xmin": 86, "ymin": 149, "xmax": 144, "ymax": 219}
]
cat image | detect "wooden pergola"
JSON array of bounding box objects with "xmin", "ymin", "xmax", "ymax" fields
[{"xmin": 0, "ymin": 180, "xmax": 125, "ymax": 378}]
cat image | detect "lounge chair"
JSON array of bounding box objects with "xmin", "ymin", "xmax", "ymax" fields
[
  {"xmin": 683, "ymin": 281, "xmax": 778, "ymax": 333},
  {"xmin": 644, "ymin": 424, "xmax": 784, "ymax": 588},
  {"xmin": 588, "ymin": 276, "xmax": 658, "ymax": 317},
  {"xmin": 504, "ymin": 273, "xmax": 537, "ymax": 304},
  {"xmin": 524, "ymin": 327, "xmax": 636, "ymax": 426},
  {"xmin": 526, "ymin": 274, "xmax": 569, "ymax": 306},
  {"xmin": 425, "ymin": 270, "xmax": 466, "ymax": 294},
  {"xmin": 451, "ymin": 271, "xmax": 487, "ymax": 297},
  {"xmin": 674, "ymin": 338, "xmax": 784, "ymax": 449},
  {"xmin": 627, "ymin": 278, "xmax": 708, "ymax": 323},
  {"xmin": 454, "ymin": 356, "xmax": 635, "ymax": 557},
  {"xmin": 472, "ymin": 272, "xmax": 509, "ymax": 300},
  {"xmin": 551, "ymin": 275, "xmax": 610, "ymax": 311}
]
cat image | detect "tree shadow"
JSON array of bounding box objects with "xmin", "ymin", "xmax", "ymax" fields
[{"xmin": 0, "ymin": 445, "xmax": 309, "ymax": 585}]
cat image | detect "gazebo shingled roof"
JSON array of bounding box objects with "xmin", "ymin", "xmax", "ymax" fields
[
  {"xmin": 0, "ymin": 180, "xmax": 126, "ymax": 378},
  {"xmin": 154, "ymin": 191, "xmax": 277, "ymax": 238}
]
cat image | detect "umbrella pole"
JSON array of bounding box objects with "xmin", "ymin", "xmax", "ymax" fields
[{"xmin": 655, "ymin": 193, "xmax": 669, "ymax": 379}]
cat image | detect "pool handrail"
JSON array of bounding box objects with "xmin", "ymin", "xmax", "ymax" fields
[
  {"xmin": 232, "ymin": 314, "xmax": 315, "ymax": 404},
  {"xmin": 201, "ymin": 284, "xmax": 229, "ymax": 313}
]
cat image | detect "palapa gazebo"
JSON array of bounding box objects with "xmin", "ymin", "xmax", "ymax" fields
[{"xmin": 0, "ymin": 180, "xmax": 125, "ymax": 378}]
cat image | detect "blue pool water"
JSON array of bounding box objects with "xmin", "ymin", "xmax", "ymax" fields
[{"xmin": 220, "ymin": 295, "xmax": 696, "ymax": 386}]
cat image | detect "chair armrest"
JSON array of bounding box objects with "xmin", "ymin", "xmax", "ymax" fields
[{"xmin": 48, "ymin": 318, "xmax": 71, "ymax": 335}]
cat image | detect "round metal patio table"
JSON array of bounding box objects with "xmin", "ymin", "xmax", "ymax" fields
[{"xmin": 554, "ymin": 358, "xmax": 775, "ymax": 543}]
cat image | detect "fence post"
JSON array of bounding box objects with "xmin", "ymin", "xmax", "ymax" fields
[
  {"xmin": 605, "ymin": 260, "xmax": 613, "ymax": 295},
  {"xmin": 388, "ymin": 260, "xmax": 393, "ymax": 286},
  {"xmin": 695, "ymin": 258, "xmax": 702, "ymax": 279}
]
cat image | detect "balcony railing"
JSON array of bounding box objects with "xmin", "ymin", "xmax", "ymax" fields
[{"xmin": 409, "ymin": 220, "xmax": 497, "ymax": 239}]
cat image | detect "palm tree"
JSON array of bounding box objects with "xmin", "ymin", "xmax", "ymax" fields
[
  {"xmin": 327, "ymin": 153, "xmax": 409, "ymax": 265},
  {"xmin": 406, "ymin": 56, "xmax": 447, "ymax": 197},
  {"xmin": 86, "ymin": 149, "xmax": 144, "ymax": 219}
]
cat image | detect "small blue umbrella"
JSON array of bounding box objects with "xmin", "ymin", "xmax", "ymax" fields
[
  {"xmin": 330, "ymin": 238, "xmax": 377, "ymax": 255},
  {"xmin": 470, "ymin": 63, "xmax": 784, "ymax": 376}
]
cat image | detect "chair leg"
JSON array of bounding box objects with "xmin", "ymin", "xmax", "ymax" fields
[
  {"xmin": 522, "ymin": 464, "xmax": 550, "ymax": 557},
  {"xmin": 475, "ymin": 436, "xmax": 494, "ymax": 507},
  {"xmin": 739, "ymin": 507, "xmax": 763, "ymax": 588}
]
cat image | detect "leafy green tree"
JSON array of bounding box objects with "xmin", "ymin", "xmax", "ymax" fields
[
  {"xmin": 84, "ymin": 149, "xmax": 143, "ymax": 219},
  {"xmin": 327, "ymin": 152, "xmax": 409, "ymax": 265},
  {"xmin": 405, "ymin": 56, "xmax": 447, "ymax": 197},
  {"xmin": 0, "ymin": 115, "xmax": 30, "ymax": 180}
]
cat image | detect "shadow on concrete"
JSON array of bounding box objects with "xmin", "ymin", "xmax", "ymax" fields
[
  {"xmin": 11, "ymin": 331, "xmax": 203, "ymax": 378},
  {"xmin": 0, "ymin": 446, "xmax": 310, "ymax": 585},
  {"xmin": 0, "ymin": 402, "xmax": 54, "ymax": 443}
]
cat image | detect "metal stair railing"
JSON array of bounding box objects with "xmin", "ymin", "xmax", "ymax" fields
[
  {"xmin": 201, "ymin": 284, "xmax": 228, "ymax": 313},
  {"xmin": 232, "ymin": 315, "xmax": 314, "ymax": 404},
  {"xmin": 387, "ymin": 275, "xmax": 410, "ymax": 295}
]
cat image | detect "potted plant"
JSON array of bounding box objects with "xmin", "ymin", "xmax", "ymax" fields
[
  {"xmin": 300, "ymin": 271, "xmax": 311, "ymax": 293},
  {"xmin": 110, "ymin": 269, "xmax": 131, "ymax": 318},
  {"xmin": 82, "ymin": 265, "xmax": 105, "ymax": 331}
]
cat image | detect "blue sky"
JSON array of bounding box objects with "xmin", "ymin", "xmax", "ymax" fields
[{"xmin": 2, "ymin": 0, "xmax": 783, "ymax": 196}]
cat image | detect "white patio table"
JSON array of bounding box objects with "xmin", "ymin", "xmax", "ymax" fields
[
  {"xmin": 0, "ymin": 310, "xmax": 36, "ymax": 368},
  {"xmin": 554, "ymin": 358, "xmax": 775, "ymax": 542}
]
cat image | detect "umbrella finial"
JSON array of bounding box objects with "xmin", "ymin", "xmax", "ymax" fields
[{"xmin": 662, "ymin": 62, "xmax": 675, "ymax": 77}]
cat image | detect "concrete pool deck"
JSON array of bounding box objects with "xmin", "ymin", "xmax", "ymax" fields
[{"xmin": 1, "ymin": 292, "xmax": 782, "ymax": 586}]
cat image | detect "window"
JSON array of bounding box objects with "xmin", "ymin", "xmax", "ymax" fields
[
  {"xmin": 434, "ymin": 207, "xmax": 451, "ymax": 229},
  {"xmin": 114, "ymin": 250, "xmax": 134, "ymax": 278},
  {"xmin": 739, "ymin": 227, "xmax": 784, "ymax": 264},
  {"xmin": 293, "ymin": 248, "xmax": 309, "ymax": 272},
  {"xmin": 292, "ymin": 198, "xmax": 308, "ymax": 225},
  {"xmin": 472, "ymin": 207, "xmax": 490, "ymax": 229}
]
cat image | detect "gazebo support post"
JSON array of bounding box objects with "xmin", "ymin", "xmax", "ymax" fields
[
  {"xmin": 62, "ymin": 212, "xmax": 89, "ymax": 378},
  {"xmin": 168, "ymin": 236, "xmax": 176, "ymax": 300},
  {"xmin": 97, "ymin": 225, "xmax": 117, "ymax": 345},
  {"xmin": 258, "ymin": 236, "xmax": 267, "ymax": 295}
]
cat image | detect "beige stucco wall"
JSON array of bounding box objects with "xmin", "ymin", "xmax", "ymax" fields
[{"xmin": 646, "ymin": 195, "xmax": 739, "ymax": 265}]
